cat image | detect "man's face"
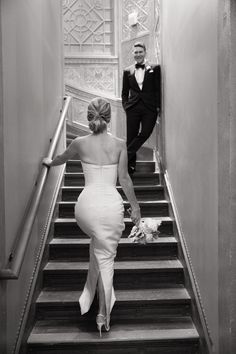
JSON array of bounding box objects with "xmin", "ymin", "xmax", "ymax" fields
[{"xmin": 133, "ymin": 46, "xmax": 146, "ymax": 64}]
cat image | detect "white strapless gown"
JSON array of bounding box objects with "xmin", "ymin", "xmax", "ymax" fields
[{"xmin": 74, "ymin": 162, "xmax": 125, "ymax": 326}]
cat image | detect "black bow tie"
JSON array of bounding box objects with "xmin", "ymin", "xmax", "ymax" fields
[{"xmin": 135, "ymin": 63, "xmax": 145, "ymax": 70}]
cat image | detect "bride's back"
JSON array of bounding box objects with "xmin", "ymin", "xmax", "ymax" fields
[{"xmin": 76, "ymin": 133, "xmax": 121, "ymax": 166}]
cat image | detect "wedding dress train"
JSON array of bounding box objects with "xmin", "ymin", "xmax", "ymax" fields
[{"xmin": 74, "ymin": 162, "xmax": 125, "ymax": 328}]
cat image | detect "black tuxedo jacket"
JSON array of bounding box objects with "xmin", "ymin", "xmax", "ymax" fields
[{"xmin": 121, "ymin": 64, "xmax": 161, "ymax": 113}]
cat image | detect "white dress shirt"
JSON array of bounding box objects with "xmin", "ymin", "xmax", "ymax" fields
[{"xmin": 135, "ymin": 65, "xmax": 145, "ymax": 90}]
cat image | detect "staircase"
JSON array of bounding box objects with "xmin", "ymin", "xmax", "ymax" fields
[{"xmin": 25, "ymin": 133, "xmax": 200, "ymax": 353}]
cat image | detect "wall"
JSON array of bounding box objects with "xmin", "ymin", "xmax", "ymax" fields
[
  {"xmin": 0, "ymin": 1, "xmax": 64, "ymax": 353},
  {"xmin": 0, "ymin": 3, "xmax": 7, "ymax": 354},
  {"xmin": 161, "ymin": 0, "xmax": 218, "ymax": 351},
  {"xmin": 218, "ymin": 1, "xmax": 236, "ymax": 352}
]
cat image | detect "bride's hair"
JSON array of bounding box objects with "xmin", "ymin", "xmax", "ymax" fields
[{"xmin": 87, "ymin": 97, "xmax": 111, "ymax": 134}]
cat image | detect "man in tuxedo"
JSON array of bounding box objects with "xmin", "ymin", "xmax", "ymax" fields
[{"xmin": 121, "ymin": 42, "xmax": 161, "ymax": 175}]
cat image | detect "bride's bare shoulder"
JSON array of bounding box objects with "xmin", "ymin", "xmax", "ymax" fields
[
  {"xmin": 73, "ymin": 134, "xmax": 92, "ymax": 144},
  {"xmin": 109, "ymin": 134, "xmax": 125, "ymax": 146}
]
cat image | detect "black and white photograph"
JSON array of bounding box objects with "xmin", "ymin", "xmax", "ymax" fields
[{"xmin": 0, "ymin": 1, "xmax": 235, "ymax": 353}]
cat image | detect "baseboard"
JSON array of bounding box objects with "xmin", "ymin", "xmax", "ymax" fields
[
  {"xmin": 13, "ymin": 165, "xmax": 65, "ymax": 354},
  {"xmin": 164, "ymin": 170, "xmax": 214, "ymax": 354}
]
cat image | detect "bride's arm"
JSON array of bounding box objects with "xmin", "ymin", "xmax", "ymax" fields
[
  {"xmin": 43, "ymin": 139, "xmax": 79, "ymax": 167},
  {"xmin": 118, "ymin": 141, "xmax": 141, "ymax": 225}
]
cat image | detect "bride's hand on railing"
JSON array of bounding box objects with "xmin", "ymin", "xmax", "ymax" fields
[{"xmin": 42, "ymin": 157, "xmax": 52, "ymax": 167}]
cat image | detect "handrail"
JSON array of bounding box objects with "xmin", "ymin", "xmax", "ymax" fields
[{"xmin": 0, "ymin": 96, "xmax": 72, "ymax": 280}]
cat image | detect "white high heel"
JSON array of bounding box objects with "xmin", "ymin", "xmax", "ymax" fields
[{"xmin": 96, "ymin": 314, "xmax": 110, "ymax": 338}]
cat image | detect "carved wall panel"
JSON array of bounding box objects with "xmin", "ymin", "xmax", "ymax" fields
[
  {"xmin": 63, "ymin": 0, "xmax": 114, "ymax": 55},
  {"xmin": 65, "ymin": 64, "xmax": 117, "ymax": 95},
  {"xmin": 154, "ymin": 0, "xmax": 161, "ymax": 64},
  {"xmin": 122, "ymin": 0, "xmax": 150, "ymax": 41}
]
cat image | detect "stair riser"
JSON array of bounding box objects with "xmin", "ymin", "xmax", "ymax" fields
[
  {"xmin": 43, "ymin": 270, "xmax": 184, "ymax": 290},
  {"xmin": 27, "ymin": 342, "xmax": 199, "ymax": 354},
  {"xmin": 58, "ymin": 203, "xmax": 169, "ymax": 218},
  {"xmin": 66, "ymin": 162, "xmax": 156, "ymax": 173},
  {"xmin": 49, "ymin": 244, "xmax": 178, "ymax": 261},
  {"xmin": 64, "ymin": 175, "xmax": 160, "ymax": 186},
  {"xmin": 61, "ymin": 189, "xmax": 165, "ymax": 202},
  {"xmin": 54, "ymin": 221, "xmax": 174, "ymax": 238},
  {"xmin": 36, "ymin": 303, "xmax": 191, "ymax": 322}
]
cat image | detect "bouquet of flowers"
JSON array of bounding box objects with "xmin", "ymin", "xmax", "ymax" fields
[{"xmin": 128, "ymin": 218, "xmax": 162, "ymax": 244}]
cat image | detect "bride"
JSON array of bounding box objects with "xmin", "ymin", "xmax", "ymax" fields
[{"xmin": 43, "ymin": 97, "xmax": 141, "ymax": 337}]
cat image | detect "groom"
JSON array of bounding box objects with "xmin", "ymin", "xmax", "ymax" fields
[{"xmin": 121, "ymin": 42, "xmax": 161, "ymax": 174}]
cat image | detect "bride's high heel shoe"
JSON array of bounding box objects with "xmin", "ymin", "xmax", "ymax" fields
[{"xmin": 96, "ymin": 314, "xmax": 110, "ymax": 338}]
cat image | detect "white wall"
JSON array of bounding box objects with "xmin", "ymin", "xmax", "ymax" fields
[
  {"xmin": 0, "ymin": 1, "xmax": 64, "ymax": 352},
  {"xmin": 161, "ymin": 0, "xmax": 218, "ymax": 351},
  {"xmin": 218, "ymin": 1, "xmax": 236, "ymax": 352}
]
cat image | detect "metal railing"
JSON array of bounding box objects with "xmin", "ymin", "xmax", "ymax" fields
[{"xmin": 0, "ymin": 96, "xmax": 72, "ymax": 280}]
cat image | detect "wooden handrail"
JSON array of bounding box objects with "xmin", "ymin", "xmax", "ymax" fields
[{"xmin": 0, "ymin": 96, "xmax": 72, "ymax": 280}]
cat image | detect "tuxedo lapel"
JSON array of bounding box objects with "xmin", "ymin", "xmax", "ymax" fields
[
  {"xmin": 129, "ymin": 64, "xmax": 142, "ymax": 91},
  {"xmin": 142, "ymin": 68, "xmax": 149, "ymax": 91}
]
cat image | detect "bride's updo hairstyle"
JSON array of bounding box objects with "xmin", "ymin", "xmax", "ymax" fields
[{"xmin": 87, "ymin": 97, "xmax": 111, "ymax": 134}]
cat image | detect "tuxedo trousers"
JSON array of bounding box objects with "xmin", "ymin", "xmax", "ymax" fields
[{"xmin": 126, "ymin": 101, "xmax": 157, "ymax": 168}]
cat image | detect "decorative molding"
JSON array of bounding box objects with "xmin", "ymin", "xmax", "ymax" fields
[
  {"xmin": 154, "ymin": 0, "xmax": 161, "ymax": 64},
  {"xmin": 63, "ymin": 0, "xmax": 114, "ymax": 55},
  {"xmin": 65, "ymin": 56, "xmax": 118, "ymax": 65},
  {"xmin": 12, "ymin": 165, "xmax": 66, "ymax": 354},
  {"xmin": 65, "ymin": 84, "xmax": 121, "ymax": 103},
  {"xmin": 65, "ymin": 65, "xmax": 116, "ymax": 95},
  {"xmin": 164, "ymin": 170, "xmax": 213, "ymax": 354}
]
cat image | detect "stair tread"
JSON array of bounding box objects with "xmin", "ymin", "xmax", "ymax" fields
[
  {"xmin": 37, "ymin": 287, "xmax": 191, "ymax": 304},
  {"xmin": 62, "ymin": 185, "xmax": 163, "ymax": 190},
  {"xmin": 65, "ymin": 172, "xmax": 160, "ymax": 176},
  {"xmin": 28, "ymin": 319, "xmax": 199, "ymax": 344},
  {"xmin": 54, "ymin": 216, "xmax": 173, "ymax": 223},
  {"xmin": 44, "ymin": 259, "xmax": 183, "ymax": 271},
  {"xmin": 59, "ymin": 200, "xmax": 169, "ymax": 205},
  {"xmin": 50, "ymin": 237, "xmax": 177, "ymax": 246},
  {"xmin": 67, "ymin": 160, "xmax": 155, "ymax": 164}
]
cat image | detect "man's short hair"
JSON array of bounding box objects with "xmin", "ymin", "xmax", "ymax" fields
[{"xmin": 133, "ymin": 42, "xmax": 146, "ymax": 51}]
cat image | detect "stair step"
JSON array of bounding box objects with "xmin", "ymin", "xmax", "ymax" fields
[
  {"xmin": 49, "ymin": 237, "xmax": 178, "ymax": 261},
  {"xmin": 38, "ymin": 287, "xmax": 190, "ymax": 305},
  {"xmin": 36, "ymin": 287, "xmax": 191, "ymax": 321},
  {"xmin": 53, "ymin": 217, "xmax": 174, "ymax": 238},
  {"xmin": 66, "ymin": 160, "xmax": 156, "ymax": 173},
  {"xmin": 61, "ymin": 185, "xmax": 165, "ymax": 201},
  {"xmin": 27, "ymin": 318, "xmax": 199, "ymax": 354},
  {"xmin": 43, "ymin": 260, "xmax": 184, "ymax": 290},
  {"xmin": 58, "ymin": 200, "xmax": 169, "ymax": 218},
  {"xmin": 64, "ymin": 172, "xmax": 161, "ymax": 186}
]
